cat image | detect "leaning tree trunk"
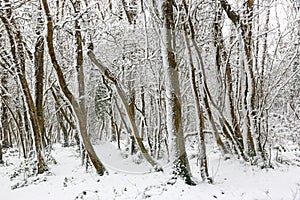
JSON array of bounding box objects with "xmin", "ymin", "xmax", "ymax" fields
[
  {"xmin": 183, "ymin": 23, "xmax": 210, "ymax": 182},
  {"xmin": 87, "ymin": 49, "xmax": 162, "ymax": 172},
  {"xmin": 220, "ymin": 0, "xmax": 257, "ymax": 159},
  {"xmin": 41, "ymin": 0, "xmax": 106, "ymax": 175},
  {"xmin": 159, "ymin": 0, "xmax": 194, "ymax": 185}
]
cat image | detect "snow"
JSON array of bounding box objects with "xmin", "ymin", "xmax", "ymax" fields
[{"xmin": 0, "ymin": 143, "xmax": 300, "ymax": 200}]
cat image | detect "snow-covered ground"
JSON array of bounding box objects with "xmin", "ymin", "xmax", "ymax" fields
[{"xmin": 0, "ymin": 142, "xmax": 299, "ymax": 200}]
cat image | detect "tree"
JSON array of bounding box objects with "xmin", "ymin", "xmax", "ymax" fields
[
  {"xmin": 34, "ymin": 3, "xmax": 47, "ymax": 148},
  {"xmin": 40, "ymin": 0, "xmax": 106, "ymax": 175},
  {"xmin": 0, "ymin": 69, "xmax": 9, "ymax": 148},
  {"xmin": 87, "ymin": 47, "xmax": 162, "ymax": 172},
  {"xmin": 0, "ymin": 0, "xmax": 47, "ymax": 173},
  {"xmin": 0, "ymin": 142, "xmax": 3, "ymax": 164},
  {"xmin": 159, "ymin": 0, "xmax": 194, "ymax": 185}
]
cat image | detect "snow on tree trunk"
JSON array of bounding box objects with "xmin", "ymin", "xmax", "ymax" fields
[
  {"xmin": 41, "ymin": 0, "xmax": 106, "ymax": 175},
  {"xmin": 0, "ymin": 6, "xmax": 47, "ymax": 174},
  {"xmin": 0, "ymin": 69, "xmax": 9, "ymax": 148},
  {"xmin": 159, "ymin": 0, "xmax": 194, "ymax": 185},
  {"xmin": 87, "ymin": 49, "xmax": 162, "ymax": 172},
  {"xmin": 34, "ymin": 5, "xmax": 47, "ymax": 148},
  {"xmin": 0, "ymin": 142, "xmax": 3, "ymax": 164}
]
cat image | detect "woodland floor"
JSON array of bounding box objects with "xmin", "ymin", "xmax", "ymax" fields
[{"xmin": 0, "ymin": 141, "xmax": 300, "ymax": 200}]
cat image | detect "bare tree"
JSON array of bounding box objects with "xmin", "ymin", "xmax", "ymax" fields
[
  {"xmin": 41, "ymin": 0, "xmax": 106, "ymax": 175},
  {"xmin": 34, "ymin": 2, "xmax": 47, "ymax": 148},
  {"xmin": 87, "ymin": 47, "xmax": 162, "ymax": 172},
  {"xmin": 0, "ymin": 0, "xmax": 47, "ymax": 173},
  {"xmin": 159, "ymin": 0, "xmax": 194, "ymax": 185}
]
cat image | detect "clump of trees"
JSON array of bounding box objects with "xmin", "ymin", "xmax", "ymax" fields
[{"xmin": 0, "ymin": 0, "xmax": 299, "ymax": 185}]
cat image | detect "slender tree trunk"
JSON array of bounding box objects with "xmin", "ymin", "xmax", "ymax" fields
[
  {"xmin": 213, "ymin": 4, "xmax": 245, "ymax": 155},
  {"xmin": 88, "ymin": 49, "xmax": 162, "ymax": 171},
  {"xmin": 159, "ymin": 0, "xmax": 194, "ymax": 185},
  {"xmin": 34, "ymin": 35, "xmax": 47, "ymax": 148},
  {"xmin": 182, "ymin": 21, "xmax": 210, "ymax": 181},
  {"xmin": 0, "ymin": 141, "xmax": 3, "ymax": 164},
  {"xmin": 57, "ymin": 109, "xmax": 69, "ymax": 147},
  {"xmin": 240, "ymin": 0, "xmax": 256, "ymax": 158},
  {"xmin": 41, "ymin": 0, "xmax": 106, "ymax": 175},
  {"xmin": 140, "ymin": 86, "xmax": 146, "ymax": 140},
  {"xmin": 1, "ymin": 69, "xmax": 9, "ymax": 148},
  {"xmin": 0, "ymin": 92, "xmax": 27, "ymax": 158},
  {"xmin": 185, "ymin": 45, "xmax": 209, "ymax": 181},
  {"xmin": 256, "ymin": 2, "xmax": 270, "ymax": 161},
  {"xmin": 220, "ymin": 0, "xmax": 257, "ymax": 159},
  {"xmin": 128, "ymin": 87, "xmax": 137, "ymax": 155},
  {"xmin": 0, "ymin": 6, "xmax": 46, "ymax": 174}
]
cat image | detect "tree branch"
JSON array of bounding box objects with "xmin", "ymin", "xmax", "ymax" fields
[{"xmin": 220, "ymin": 0, "xmax": 240, "ymax": 26}]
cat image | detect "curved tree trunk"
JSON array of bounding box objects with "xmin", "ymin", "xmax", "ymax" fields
[
  {"xmin": 88, "ymin": 50, "xmax": 162, "ymax": 172},
  {"xmin": 41, "ymin": 0, "xmax": 106, "ymax": 175}
]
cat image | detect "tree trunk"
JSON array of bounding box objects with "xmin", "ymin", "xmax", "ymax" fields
[
  {"xmin": 34, "ymin": 35, "xmax": 47, "ymax": 148},
  {"xmin": 241, "ymin": 0, "xmax": 257, "ymax": 158},
  {"xmin": 159, "ymin": 0, "xmax": 194, "ymax": 185},
  {"xmin": 1, "ymin": 69, "xmax": 9, "ymax": 148},
  {"xmin": 0, "ymin": 6, "xmax": 47, "ymax": 174},
  {"xmin": 87, "ymin": 49, "xmax": 162, "ymax": 171},
  {"xmin": 182, "ymin": 22, "xmax": 210, "ymax": 181},
  {"xmin": 41, "ymin": 0, "xmax": 106, "ymax": 175},
  {"xmin": 220, "ymin": 0, "xmax": 257, "ymax": 159},
  {"xmin": 0, "ymin": 142, "xmax": 3, "ymax": 164}
]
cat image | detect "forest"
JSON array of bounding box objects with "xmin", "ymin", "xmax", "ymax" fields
[{"xmin": 0, "ymin": 0, "xmax": 299, "ymax": 199}]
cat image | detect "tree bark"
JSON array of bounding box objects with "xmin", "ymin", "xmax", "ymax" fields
[
  {"xmin": 159, "ymin": 0, "xmax": 194, "ymax": 185},
  {"xmin": 41, "ymin": 0, "xmax": 106, "ymax": 175},
  {"xmin": 0, "ymin": 142, "xmax": 3, "ymax": 164},
  {"xmin": 87, "ymin": 49, "xmax": 162, "ymax": 171},
  {"xmin": 1, "ymin": 69, "xmax": 9, "ymax": 148},
  {"xmin": 182, "ymin": 22, "xmax": 210, "ymax": 181},
  {"xmin": 220, "ymin": 0, "xmax": 257, "ymax": 158},
  {"xmin": 0, "ymin": 4, "xmax": 46, "ymax": 173},
  {"xmin": 213, "ymin": 4, "xmax": 244, "ymax": 154},
  {"xmin": 34, "ymin": 35, "xmax": 47, "ymax": 148}
]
